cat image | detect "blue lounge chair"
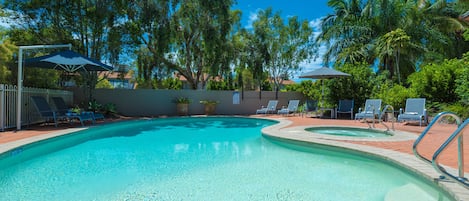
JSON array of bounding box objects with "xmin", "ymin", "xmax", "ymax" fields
[
  {"xmin": 303, "ymin": 100, "xmax": 319, "ymax": 117},
  {"xmin": 355, "ymin": 99, "xmax": 382, "ymax": 120},
  {"xmin": 278, "ymin": 100, "xmax": 300, "ymax": 116},
  {"xmin": 30, "ymin": 96, "xmax": 68, "ymax": 127},
  {"xmin": 31, "ymin": 96, "xmax": 93, "ymax": 127},
  {"xmin": 52, "ymin": 97, "xmax": 104, "ymax": 122},
  {"xmin": 256, "ymin": 100, "xmax": 278, "ymax": 114},
  {"xmin": 336, "ymin": 99, "xmax": 354, "ymax": 119},
  {"xmin": 398, "ymin": 98, "xmax": 427, "ymax": 126}
]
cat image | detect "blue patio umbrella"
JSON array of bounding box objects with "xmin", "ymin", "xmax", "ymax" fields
[
  {"xmin": 24, "ymin": 50, "xmax": 113, "ymax": 72},
  {"xmin": 299, "ymin": 67, "xmax": 351, "ymax": 107}
]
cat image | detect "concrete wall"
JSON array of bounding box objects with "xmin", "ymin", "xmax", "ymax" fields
[{"xmin": 73, "ymin": 89, "xmax": 305, "ymax": 117}]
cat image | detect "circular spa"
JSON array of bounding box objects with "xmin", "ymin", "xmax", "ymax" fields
[
  {"xmin": 306, "ymin": 126, "xmax": 392, "ymax": 138},
  {"xmin": 0, "ymin": 117, "xmax": 455, "ymax": 201}
]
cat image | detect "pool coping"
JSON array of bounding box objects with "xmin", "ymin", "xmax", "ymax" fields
[
  {"xmin": 260, "ymin": 117, "xmax": 469, "ymax": 201},
  {"xmin": 294, "ymin": 125, "xmax": 417, "ymax": 141},
  {"xmin": 0, "ymin": 127, "xmax": 87, "ymax": 154}
]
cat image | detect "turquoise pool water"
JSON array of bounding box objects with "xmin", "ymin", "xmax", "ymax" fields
[
  {"xmin": 306, "ymin": 126, "xmax": 391, "ymax": 137},
  {"xmin": 0, "ymin": 117, "xmax": 453, "ymax": 200}
]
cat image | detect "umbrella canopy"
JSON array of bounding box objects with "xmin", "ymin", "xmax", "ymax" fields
[
  {"xmin": 299, "ymin": 67, "xmax": 350, "ymax": 79},
  {"xmin": 24, "ymin": 50, "xmax": 113, "ymax": 72},
  {"xmin": 299, "ymin": 67, "xmax": 351, "ymax": 108}
]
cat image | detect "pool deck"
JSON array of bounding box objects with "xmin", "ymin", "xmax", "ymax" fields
[{"xmin": 0, "ymin": 115, "xmax": 468, "ymax": 200}]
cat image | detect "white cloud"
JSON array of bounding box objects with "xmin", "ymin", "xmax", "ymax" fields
[
  {"xmin": 292, "ymin": 17, "xmax": 329, "ymax": 82},
  {"xmin": 309, "ymin": 18, "xmax": 322, "ymax": 31},
  {"xmin": 245, "ymin": 12, "xmax": 259, "ymax": 29}
]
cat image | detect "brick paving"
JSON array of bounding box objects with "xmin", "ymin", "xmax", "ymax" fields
[{"xmin": 275, "ymin": 115, "xmax": 468, "ymax": 172}]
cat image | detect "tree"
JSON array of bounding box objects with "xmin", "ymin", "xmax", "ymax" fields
[
  {"xmin": 0, "ymin": 38, "xmax": 16, "ymax": 84},
  {"xmin": 374, "ymin": 28, "xmax": 424, "ymax": 84},
  {"xmin": 408, "ymin": 58, "xmax": 462, "ymax": 103},
  {"xmin": 317, "ymin": 0, "xmax": 469, "ymax": 82},
  {"xmin": 125, "ymin": 0, "xmax": 238, "ymax": 89},
  {"xmin": 250, "ymin": 8, "xmax": 314, "ymax": 92},
  {"xmin": 4, "ymin": 0, "xmax": 127, "ymax": 100},
  {"xmin": 327, "ymin": 62, "xmax": 375, "ymax": 110}
]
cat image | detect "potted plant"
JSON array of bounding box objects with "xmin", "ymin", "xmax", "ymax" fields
[
  {"xmin": 200, "ymin": 100, "xmax": 219, "ymax": 115},
  {"xmin": 174, "ymin": 97, "xmax": 191, "ymax": 116}
]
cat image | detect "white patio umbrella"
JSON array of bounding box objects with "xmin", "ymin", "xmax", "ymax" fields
[{"xmin": 299, "ymin": 67, "xmax": 351, "ymax": 107}]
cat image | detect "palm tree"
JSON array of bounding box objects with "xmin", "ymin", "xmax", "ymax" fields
[{"xmin": 317, "ymin": 0, "xmax": 469, "ymax": 82}]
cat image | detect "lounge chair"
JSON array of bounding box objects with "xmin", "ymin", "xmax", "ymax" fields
[
  {"xmin": 51, "ymin": 97, "xmax": 72, "ymax": 114},
  {"xmin": 303, "ymin": 100, "xmax": 319, "ymax": 117},
  {"xmin": 336, "ymin": 99, "xmax": 354, "ymax": 119},
  {"xmin": 256, "ymin": 100, "xmax": 278, "ymax": 114},
  {"xmin": 355, "ymin": 99, "xmax": 382, "ymax": 120},
  {"xmin": 398, "ymin": 98, "xmax": 427, "ymax": 126},
  {"xmin": 278, "ymin": 100, "xmax": 300, "ymax": 116},
  {"xmin": 52, "ymin": 97, "xmax": 105, "ymax": 121},
  {"xmin": 31, "ymin": 96, "xmax": 93, "ymax": 127}
]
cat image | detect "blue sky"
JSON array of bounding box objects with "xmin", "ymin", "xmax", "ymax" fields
[{"xmin": 233, "ymin": 0, "xmax": 333, "ymax": 80}]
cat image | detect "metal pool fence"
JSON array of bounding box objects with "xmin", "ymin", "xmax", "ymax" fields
[{"xmin": 0, "ymin": 84, "xmax": 72, "ymax": 131}]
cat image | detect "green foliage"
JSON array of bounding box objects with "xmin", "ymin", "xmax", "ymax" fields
[
  {"xmin": 102, "ymin": 103, "xmax": 117, "ymax": 115},
  {"xmin": 238, "ymin": 68, "xmax": 255, "ymax": 90},
  {"xmin": 206, "ymin": 80, "xmax": 234, "ymax": 90},
  {"xmin": 0, "ymin": 39, "xmax": 16, "ymax": 84},
  {"xmin": 161, "ymin": 77, "xmax": 182, "ymax": 90},
  {"xmin": 455, "ymin": 54, "xmax": 469, "ymax": 105},
  {"xmin": 284, "ymin": 80, "xmax": 321, "ymax": 100},
  {"xmin": 199, "ymin": 100, "xmax": 219, "ymax": 105},
  {"xmin": 261, "ymin": 79, "xmax": 272, "ymax": 91},
  {"xmin": 374, "ymin": 82, "xmax": 416, "ymax": 110},
  {"xmin": 70, "ymin": 105, "xmax": 82, "ymax": 114},
  {"xmin": 407, "ymin": 59, "xmax": 461, "ymax": 103},
  {"xmin": 95, "ymin": 79, "xmax": 114, "ymax": 89},
  {"xmin": 248, "ymin": 8, "xmax": 314, "ymax": 91},
  {"xmin": 173, "ymin": 97, "xmax": 191, "ymax": 104},
  {"xmin": 23, "ymin": 68, "xmax": 60, "ymax": 89},
  {"xmin": 327, "ymin": 63, "xmax": 375, "ymax": 110},
  {"xmin": 88, "ymin": 100, "xmax": 102, "ymax": 112},
  {"xmin": 444, "ymin": 103, "xmax": 469, "ymax": 121},
  {"xmin": 317, "ymin": 0, "xmax": 469, "ymax": 82}
]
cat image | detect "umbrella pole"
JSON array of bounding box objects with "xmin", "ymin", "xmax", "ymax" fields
[{"xmin": 321, "ymin": 79, "xmax": 324, "ymax": 108}]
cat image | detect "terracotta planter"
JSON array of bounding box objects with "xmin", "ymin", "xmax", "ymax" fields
[
  {"xmin": 176, "ymin": 103, "xmax": 189, "ymax": 116},
  {"xmin": 203, "ymin": 104, "xmax": 216, "ymax": 115}
]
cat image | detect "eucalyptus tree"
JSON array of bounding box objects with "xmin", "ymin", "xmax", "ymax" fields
[
  {"xmin": 125, "ymin": 0, "xmax": 238, "ymax": 90},
  {"xmin": 250, "ymin": 8, "xmax": 314, "ymax": 93},
  {"xmin": 0, "ymin": 38, "xmax": 16, "ymax": 84},
  {"xmin": 4, "ymin": 0, "xmax": 127, "ymax": 99}
]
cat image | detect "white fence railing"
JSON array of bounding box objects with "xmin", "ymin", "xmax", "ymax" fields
[{"xmin": 0, "ymin": 84, "xmax": 73, "ymax": 131}]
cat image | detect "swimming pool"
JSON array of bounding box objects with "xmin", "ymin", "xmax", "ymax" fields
[
  {"xmin": 306, "ymin": 126, "xmax": 392, "ymax": 137},
  {"xmin": 0, "ymin": 117, "xmax": 454, "ymax": 200}
]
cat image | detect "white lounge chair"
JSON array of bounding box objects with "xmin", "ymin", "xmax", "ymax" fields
[
  {"xmin": 278, "ymin": 100, "xmax": 300, "ymax": 116},
  {"xmin": 398, "ymin": 98, "xmax": 427, "ymax": 126},
  {"xmin": 355, "ymin": 99, "xmax": 382, "ymax": 120},
  {"xmin": 256, "ymin": 100, "xmax": 278, "ymax": 114}
]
